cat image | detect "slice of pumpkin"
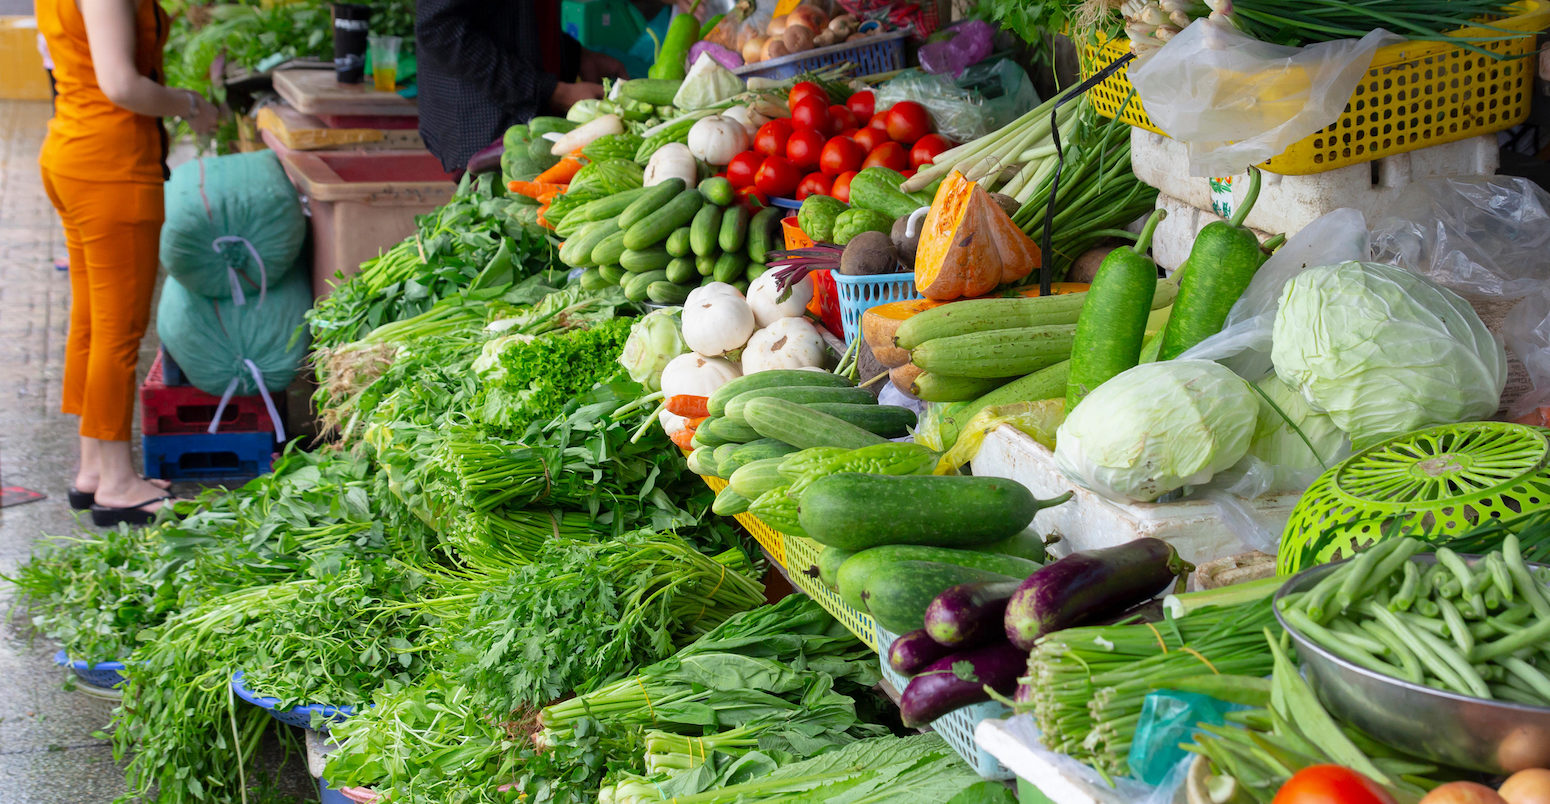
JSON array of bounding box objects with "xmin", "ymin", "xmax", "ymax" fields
[
  {"xmin": 914, "ymin": 170, "xmax": 1042, "ymax": 300},
  {"xmin": 863, "ymin": 298, "xmax": 943, "ymax": 367},
  {"xmin": 889, "ymin": 362, "xmax": 923, "ymax": 394}
]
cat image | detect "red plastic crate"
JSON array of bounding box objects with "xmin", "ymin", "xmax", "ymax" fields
[{"xmin": 141, "ymin": 351, "xmax": 276, "ymax": 436}]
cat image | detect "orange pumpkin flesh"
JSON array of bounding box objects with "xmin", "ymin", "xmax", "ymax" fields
[
  {"xmin": 889, "ymin": 363, "xmax": 923, "ymax": 394},
  {"xmin": 862, "ymin": 298, "xmax": 941, "ymax": 367},
  {"xmin": 914, "ymin": 171, "xmax": 1042, "ymax": 300}
]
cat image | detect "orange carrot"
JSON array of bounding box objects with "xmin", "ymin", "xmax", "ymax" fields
[
  {"xmin": 508, "ymin": 180, "xmax": 569, "ymax": 199},
  {"xmin": 536, "ymin": 203, "xmax": 554, "ymax": 229},
  {"xmin": 670, "ymin": 428, "xmax": 696, "ymax": 450},
  {"xmin": 536, "ymin": 156, "xmax": 586, "ymax": 185},
  {"xmin": 536, "ymin": 189, "xmax": 564, "ymax": 205},
  {"xmin": 665, "ymin": 395, "xmax": 711, "ymax": 418},
  {"xmin": 686, "ymin": 416, "xmax": 708, "ymax": 430}
]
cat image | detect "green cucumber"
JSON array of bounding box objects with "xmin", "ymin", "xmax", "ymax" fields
[
  {"xmin": 577, "ymin": 267, "xmax": 608, "ymax": 291},
  {"xmin": 719, "ymin": 438, "xmax": 798, "ymax": 475},
  {"xmin": 699, "ymin": 416, "xmax": 761, "ymax": 444},
  {"xmin": 621, "ymin": 246, "xmax": 674, "ymax": 273},
  {"xmin": 556, "ymin": 187, "xmax": 650, "ymax": 234},
  {"xmin": 559, "ymin": 220, "xmax": 615, "ymax": 269},
  {"xmin": 712, "ymin": 252, "xmax": 747, "ymax": 283},
  {"xmin": 699, "ymin": 176, "xmax": 735, "ymax": 206},
  {"xmin": 696, "ymin": 253, "xmax": 716, "ymax": 276},
  {"xmin": 708, "ymin": 370, "xmax": 854, "ymax": 416},
  {"xmin": 665, "ymin": 257, "xmax": 697, "ymax": 285},
  {"xmin": 590, "ymin": 230, "xmax": 629, "ymax": 266},
  {"xmin": 817, "ymin": 546, "xmax": 856, "ymax": 588},
  {"xmin": 712, "ymin": 485, "xmax": 751, "ymax": 516},
  {"xmin": 624, "ymin": 189, "xmax": 704, "ymax": 250},
  {"xmin": 798, "ymin": 473, "xmax": 1045, "ymax": 550},
  {"xmin": 624, "ymin": 270, "xmax": 669, "ymax": 302},
  {"xmin": 746, "ymin": 263, "xmax": 767, "ymax": 282},
  {"xmin": 723, "ymin": 385, "xmax": 878, "ymax": 423},
  {"xmin": 894, "ymin": 282, "xmax": 1177, "ymax": 349},
  {"xmin": 620, "ymin": 178, "xmax": 685, "ymax": 229},
  {"xmin": 686, "ymin": 447, "xmax": 718, "ymax": 477},
  {"xmin": 837, "ymin": 546, "xmax": 1040, "ymax": 612},
  {"xmin": 666, "ymin": 227, "xmax": 693, "ymax": 258},
  {"xmin": 744, "ymin": 398, "xmax": 886, "ymax": 450},
  {"xmin": 1159, "ymin": 168, "xmax": 1267, "ymax": 360},
  {"xmin": 597, "ymin": 264, "xmax": 627, "ymax": 285},
  {"xmin": 803, "ymin": 403, "xmax": 915, "ymax": 437},
  {"xmin": 728, "ymin": 457, "xmax": 788, "ymax": 499},
  {"xmin": 860, "ymin": 562, "xmax": 1019, "ymax": 634},
  {"xmin": 647, "ymin": 281, "xmax": 691, "ymax": 305},
  {"xmin": 712, "ymin": 443, "xmax": 743, "ymax": 474},
  {"xmin": 971, "ymin": 527, "xmax": 1054, "ymax": 564},
  {"xmin": 619, "ymin": 78, "xmax": 682, "ymax": 106},
  {"xmin": 748, "ymin": 206, "xmax": 782, "ymax": 263},
  {"xmin": 1067, "ymin": 210, "xmax": 1165, "ymax": 408},
  {"xmin": 690, "ymin": 205, "xmax": 724, "ymax": 257},
  {"xmin": 910, "ymin": 324, "xmax": 1076, "ymax": 379},
  {"xmin": 691, "ymin": 426, "xmax": 727, "ymax": 449},
  {"xmin": 719, "ymin": 205, "xmax": 750, "ymax": 252},
  {"xmin": 911, "ymin": 373, "xmax": 1009, "ymax": 403}
]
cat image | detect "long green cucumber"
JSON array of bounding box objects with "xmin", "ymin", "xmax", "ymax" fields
[
  {"xmin": 817, "ymin": 546, "xmax": 856, "ymax": 588},
  {"xmin": 728, "ymin": 457, "xmax": 788, "ymax": 499},
  {"xmin": 860, "ymin": 562, "xmax": 1020, "ymax": 633},
  {"xmin": 624, "ymin": 189, "xmax": 704, "ymax": 250},
  {"xmin": 665, "ymin": 227, "xmax": 693, "ymax": 258},
  {"xmin": 559, "ymin": 219, "xmax": 617, "ymax": 269},
  {"xmin": 803, "ymin": 403, "xmax": 915, "ymax": 437},
  {"xmin": 895, "ymin": 281, "xmax": 1178, "ymax": 349},
  {"xmin": 1068, "ymin": 209, "xmax": 1166, "ymax": 409},
  {"xmin": 719, "ymin": 205, "xmax": 750, "ymax": 252},
  {"xmin": 838, "ymin": 545, "xmax": 1042, "ymax": 608},
  {"xmin": 556, "ymin": 187, "xmax": 650, "ymax": 236},
  {"xmin": 620, "ymin": 179, "xmax": 685, "ymax": 229},
  {"xmin": 712, "ymin": 252, "xmax": 747, "ymax": 283},
  {"xmin": 624, "ymin": 270, "xmax": 669, "ymax": 302},
  {"xmin": 686, "ymin": 447, "xmax": 718, "ymax": 477},
  {"xmin": 712, "ymin": 485, "xmax": 751, "ymax": 515},
  {"xmin": 744, "ymin": 398, "xmax": 886, "ymax": 450},
  {"xmin": 591, "ymin": 230, "xmax": 629, "ymax": 266},
  {"xmin": 712, "ymin": 443, "xmax": 742, "ymax": 474},
  {"xmin": 1158, "ymin": 168, "xmax": 1267, "ymax": 360},
  {"xmin": 748, "ymin": 206, "xmax": 782, "ymax": 263},
  {"xmin": 911, "ymin": 373, "xmax": 1009, "ymax": 403},
  {"xmin": 647, "ymin": 281, "xmax": 691, "ymax": 305},
  {"xmin": 598, "ymin": 264, "xmax": 627, "ymax": 285},
  {"xmin": 723, "ymin": 385, "xmax": 878, "ymax": 424},
  {"xmin": 698, "ymin": 415, "xmax": 761, "ymax": 444},
  {"xmin": 621, "ymin": 246, "xmax": 674, "ymax": 273},
  {"xmin": 911, "ymin": 324, "xmax": 1076, "ymax": 379},
  {"xmin": 718, "ymin": 439, "xmax": 798, "ymax": 475},
  {"xmin": 708, "ymin": 370, "xmax": 853, "ymax": 416},
  {"xmin": 690, "ymin": 205, "xmax": 724, "ymax": 257},
  {"xmin": 798, "ymin": 473, "xmax": 1047, "ymax": 550}
]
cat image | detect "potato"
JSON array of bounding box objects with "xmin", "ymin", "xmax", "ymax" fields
[
  {"xmin": 1069, "ymin": 245, "xmax": 1118, "ymax": 284},
  {"xmin": 767, "ymin": 16, "xmax": 788, "ymax": 36},
  {"xmin": 828, "ymin": 14, "xmax": 856, "ymax": 35},
  {"xmin": 839, "ymin": 231, "xmax": 899, "ymax": 276},
  {"xmin": 763, "ymin": 38, "xmax": 790, "ymax": 60},
  {"xmin": 783, "ymin": 23, "xmax": 814, "ymax": 52},
  {"xmin": 890, "ymin": 363, "xmax": 923, "ymax": 395}
]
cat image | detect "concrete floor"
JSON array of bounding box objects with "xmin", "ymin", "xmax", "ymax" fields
[{"xmin": 0, "ymin": 101, "xmax": 314, "ymax": 802}]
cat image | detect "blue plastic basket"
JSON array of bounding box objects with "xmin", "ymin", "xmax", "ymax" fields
[
  {"xmin": 734, "ymin": 31, "xmax": 908, "ymax": 81},
  {"xmin": 231, "ymin": 671, "xmax": 355, "ymax": 729},
  {"xmin": 832, "ymin": 272, "xmax": 922, "ymax": 346},
  {"xmin": 875, "ymin": 627, "xmax": 1013, "ymax": 780},
  {"xmin": 53, "ymin": 650, "xmax": 129, "ymax": 688}
]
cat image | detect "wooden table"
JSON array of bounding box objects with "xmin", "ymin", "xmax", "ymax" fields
[
  {"xmin": 272, "ymin": 68, "xmax": 417, "ymax": 118},
  {"xmin": 256, "ymin": 103, "xmax": 425, "ymax": 151}
]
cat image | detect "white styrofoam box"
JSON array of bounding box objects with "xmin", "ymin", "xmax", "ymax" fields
[
  {"xmin": 1150, "ymin": 193, "xmax": 1275, "ymax": 273},
  {"xmin": 1131, "ymin": 128, "xmax": 1498, "ymax": 236},
  {"xmin": 969, "ymin": 427, "xmax": 1299, "ymax": 569},
  {"xmin": 976, "ymin": 716, "xmax": 1183, "ymax": 804}
]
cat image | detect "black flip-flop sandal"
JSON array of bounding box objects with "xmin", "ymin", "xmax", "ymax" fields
[
  {"xmin": 90, "ymin": 495, "xmax": 172, "ymax": 527},
  {"xmin": 67, "ymin": 487, "xmax": 94, "ymax": 510}
]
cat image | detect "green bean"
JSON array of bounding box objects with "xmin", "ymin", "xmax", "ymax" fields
[
  {"xmin": 1487, "ymin": 552, "xmax": 1515, "ymax": 603},
  {"xmin": 1472, "ymin": 612, "xmax": 1550, "ymax": 662},
  {"xmin": 1415, "ymin": 598, "xmax": 1440, "ymax": 618},
  {"xmin": 1437, "ymin": 548, "xmax": 1475, "ymax": 592},
  {"xmin": 1390, "ymin": 561, "xmax": 1421, "ymax": 611},
  {"xmin": 1436, "ymin": 597, "xmax": 1474, "ymax": 657},
  {"xmin": 1301, "ymin": 565, "xmax": 1347, "ymax": 622},
  {"xmin": 1490, "ymin": 682, "xmax": 1546, "ymax": 705},
  {"xmin": 1333, "ymin": 539, "xmax": 1401, "ymax": 620},
  {"xmin": 1406, "ymin": 620, "xmax": 1491, "ymax": 698},
  {"xmin": 1284, "ymin": 608, "xmax": 1407, "ymax": 681},
  {"xmin": 1366, "ymin": 605, "xmax": 1476, "ymax": 696},
  {"xmin": 1393, "ymin": 611, "xmax": 1448, "ymax": 637},
  {"xmin": 1327, "ymin": 619, "xmax": 1391, "ymax": 654},
  {"xmin": 1359, "ymin": 538, "xmax": 1425, "ymax": 599},
  {"xmin": 1359, "ymin": 619, "xmax": 1424, "ymax": 684},
  {"xmin": 1482, "ymin": 586, "xmax": 1503, "ymax": 614},
  {"xmin": 1505, "ymin": 534, "xmax": 1550, "ymax": 620}
]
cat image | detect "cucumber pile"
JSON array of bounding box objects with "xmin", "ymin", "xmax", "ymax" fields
[{"xmin": 562, "ymin": 177, "xmax": 785, "ymax": 305}]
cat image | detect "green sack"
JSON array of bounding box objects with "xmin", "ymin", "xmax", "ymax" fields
[
  {"xmin": 160, "ymin": 151, "xmax": 304, "ymax": 301},
  {"xmin": 156, "ymin": 271, "xmax": 311, "ymax": 398}
]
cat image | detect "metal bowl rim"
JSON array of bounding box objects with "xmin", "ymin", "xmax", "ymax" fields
[{"xmin": 1273, "ymin": 552, "xmax": 1550, "ymax": 716}]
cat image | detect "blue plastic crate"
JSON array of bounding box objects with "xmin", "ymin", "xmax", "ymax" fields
[
  {"xmin": 876, "ymin": 626, "xmax": 1013, "ymax": 780},
  {"xmin": 231, "ymin": 671, "xmax": 355, "ymax": 730},
  {"xmin": 53, "ymin": 649, "xmax": 128, "ymax": 688},
  {"xmin": 833, "ymin": 272, "xmax": 922, "ymax": 346},
  {"xmin": 734, "ymin": 31, "xmax": 907, "ymax": 81},
  {"xmin": 142, "ymin": 431, "xmax": 274, "ymax": 481}
]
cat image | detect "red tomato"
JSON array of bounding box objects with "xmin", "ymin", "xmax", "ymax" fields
[
  {"xmin": 786, "ymin": 128, "xmax": 827, "ymax": 170},
  {"xmin": 885, "ymin": 101, "xmax": 933, "ymax": 142},
  {"xmin": 862, "ymin": 141, "xmax": 909, "ymax": 172},
  {"xmin": 853, "ymin": 126, "xmax": 886, "ymax": 153},
  {"xmin": 847, "ymin": 90, "xmax": 875, "ymax": 123},
  {"xmin": 901, "ymin": 168, "xmax": 916, "ymax": 179},
  {"xmin": 790, "ymin": 96, "xmax": 831, "ymax": 132},
  {"xmin": 754, "ymin": 119, "xmax": 793, "ymax": 157},
  {"xmin": 910, "ymin": 133, "xmax": 954, "ymax": 168},
  {"xmin": 754, "ymin": 155, "xmax": 802, "ymax": 197},
  {"xmin": 830, "ymin": 170, "xmax": 857, "ymax": 204},
  {"xmin": 1272, "ymin": 766, "xmax": 1398, "ymax": 804},
  {"xmin": 788, "ymin": 81, "xmax": 829, "ymax": 109},
  {"xmin": 736, "ymin": 186, "xmax": 769, "ymax": 210},
  {"xmin": 795, "ymin": 171, "xmax": 833, "ymax": 200},
  {"xmin": 828, "ymin": 105, "xmax": 858, "ymax": 133},
  {"xmin": 819, "ymin": 137, "xmax": 865, "ymax": 176},
  {"xmin": 725, "ymin": 151, "xmax": 763, "ymax": 188},
  {"xmin": 838, "ymin": 128, "xmax": 859, "ymax": 139}
]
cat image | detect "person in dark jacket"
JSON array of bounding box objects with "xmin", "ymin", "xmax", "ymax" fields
[{"xmin": 417, "ymin": 0, "xmax": 627, "ymax": 172}]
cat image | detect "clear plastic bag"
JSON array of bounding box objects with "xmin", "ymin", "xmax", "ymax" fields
[
  {"xmin": 1127, "ymin": 20, "xmax": 1397, "ymax": 177},
  {"xmin": 874, "ymin": 58, "xmax": 1037, "ymax": 142}
]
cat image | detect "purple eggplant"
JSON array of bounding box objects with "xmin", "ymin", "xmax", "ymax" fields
[
  {"xmin": 888, "ymin": 629, "xmax": 954, "ymax": 676},
  {"xmin": 1004, "ymin": 537, "xmax": 1193, "ymax": 650},
  {"xmin": 899, "ymin": 641, "xmax": 1026, "ymax": 728},
  {"xmin": 924, "ymin": 580, "xmax": 1022, "ymax": 648},
  {"xmin": 466, "ymin": 139, "xmax": 504, "ymax": 175}
]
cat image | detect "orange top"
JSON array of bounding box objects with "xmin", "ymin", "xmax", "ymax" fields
[{"xmin": 37, "ymin": 0, "xmax": 169, "ymax": 184}]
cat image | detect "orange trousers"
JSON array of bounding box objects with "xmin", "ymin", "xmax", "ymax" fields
[{"xmin": 41, "ymin": 166, "xmax": 162, "ymax": 443}]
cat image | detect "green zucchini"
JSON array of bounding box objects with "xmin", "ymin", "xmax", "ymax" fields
[
  {"xmin": 664, "ymin": 257, "xmax": 697, "ymax": 285},
  {"xmin": 894, "ymin": 281, "xmax": 1177, "ymax": 350},
  {"xmin": 625, "ymin": 189, "xmax": 704, "ymax": 250},
  {"xmin": 743, "ymin": 397, "xmax": 887, "ymax": 450},
  {"xmin": 712, "ymin": 251, "xmax": 747, "ymax": 283},
  {"xmin": 699, "ymin": 176, "xmax": 735, "ymax": 206},
  {"xmin": 910, "ymin": 324, "xmax": 1076, "ymax": 379},
  {"xmin": 620, "ymin": 179, "xmax": 685, "ymax": 229},
  {"xmin": 666, "ymin": 227, "xmax": 693, "ymax": 258},
  {"xmin": 712, "ymin": 485, "xmax": 751, "ymax": 516},
  {"xmin": 590, "ymin": 230, "xmax": 629, "ymax": 267},
  {"xmin": 798, "ymin": 473, "xmax": 1045, "ymax": 550},
  {"xmin": 690, "ymin": 205, "xmax": 724, "ymax": 257},
  {"xmin": 708, "ymin": 370, "xmax": 854, "ymax": 416},
  {"xmin": 597, "ymin": 264, "xmax": 627, "ymax": 285},
  {"xmin": 728, "ymin": 457, "xmax": 788, "ymax": 499},
  {"xmin": 621, "ymin": 246, "xmax": 674, "ymax": 273},
  {"xmin": 860, "ymin": 562, "xmax": 1019, "ymax": 633},
  {"xmin": 647, "ymin": 281, "xmax": 691, "ymax": 305},
  {"xmin": 1068, "ymin": 209, "xmax": 1165, "ymax": 408},
  {"xmin": 747, "ymin": 205, "xmax": 782, "ymax": 263},
  {"xmin": 817, "ymin": 546, "xmax": 856, "ymax": 588},
  {"xmin": 720, "ymin": 439, "xmax": 799, "ymax": 475},
  {"xmin": 837, "ymin": 546, "xmax": 1040, "ymax": 612},
  {"xmin": 723, "ymin": 385, "xmax": 878, "ymax": 423},
  {"xmin": 719, "ymin": 205, "xmax": 750, "ymax": 253},
  {"xmin": 803, "ymin": 403, "xmax": 915, "ymax": 437},
  {"xmin": 911, "ymin": 373, "xmax": 1009, "ymax": 403},
  {"xmin": 699, "ymin": 415, "xmax": 760, "ymax": 444},
  {"xmin": 624, "ymin": 270, "xmax": 669, "ymax": 302}
]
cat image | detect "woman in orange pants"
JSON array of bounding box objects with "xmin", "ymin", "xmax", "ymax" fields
[{"xmin": 38, "ymin": 0, "xmax": 217, "ymax": 526}]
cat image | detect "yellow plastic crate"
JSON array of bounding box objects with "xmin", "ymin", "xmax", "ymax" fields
[
  {"xmin": 1080, "ymin": 1, "xmax": 1550, "ymax": 175},
  {"xmin": 782, "ymin": 534, "xmax": 880, "ymax": 652},
  {"xmin": 701, "ymin": 475, "xmax": 786, "ymax": 567}
]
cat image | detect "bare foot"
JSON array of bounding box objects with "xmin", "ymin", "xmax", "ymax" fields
[
  {"xmin": 74, "ymin": 473, "xmax": 171, "ymax": 494},
  {"xmin": 93, "ymin": 476, "xmax": 176, "ymax": 512}
]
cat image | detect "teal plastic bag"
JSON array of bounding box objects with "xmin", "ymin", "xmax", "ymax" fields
[
  {"xmin": 160, "ymin": 151, "xmax": 304, "ymax": 302},
  {"xmin": 156, "ymin": 271, "xmax": 311, "ymax": 398},
  {"xmin": 1128, "ymin": 690, "xmax": 1239, "ymax": 785}
]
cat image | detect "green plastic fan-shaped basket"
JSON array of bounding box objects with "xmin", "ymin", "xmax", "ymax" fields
[{"xmin": 1279, "ymin": 422, "xmax": 1550, "ymax": 575}]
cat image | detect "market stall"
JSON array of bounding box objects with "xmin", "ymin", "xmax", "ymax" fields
[{"xmin": 14, "ymin": 1, "xmax": 1550, "ymax": 803}]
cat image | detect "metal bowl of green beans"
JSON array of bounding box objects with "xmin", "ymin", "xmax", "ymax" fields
[{"xmin": 1274, "ymin": 539, "xmax": 1550, "ymax": 775}]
